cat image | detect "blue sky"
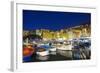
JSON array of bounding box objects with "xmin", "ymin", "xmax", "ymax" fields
[{"xmin": 23, "ymin": 10, "xmax": 91, "ymax": 30}]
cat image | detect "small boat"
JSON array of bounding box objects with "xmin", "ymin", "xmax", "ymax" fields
[
  {"xmin": 36, "ymin": 48, "xmax": 49, "ymax": 56},
  {"xmin": 23, "ymin": 44, "xmax": 35, "ymax": 62},
  {"xmin": 57, "ymin": 45, "xmax": 72, "ymax": 50},
  {"xmin": 49, "ymin": 47, "xmax": 56, "ymax": 52}
]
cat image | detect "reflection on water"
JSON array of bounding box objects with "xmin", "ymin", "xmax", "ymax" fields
[
  {"xmin": 36, "ymin": 55, "xmax": 49, "ymax": 61},
  {"xmin": 23, "ymin": 48, "xmax": 90, "ymax": 62},
  {"xmin": 57, "ymin": 50, "xmax": 72, "ymax": 58},
  {"xmin": 23, "ymin": 38, "xmax": 91, "ymax": 62},
  {"xmin": 50, "ymin": 51, "xmax": 56, "ymax": 55}
]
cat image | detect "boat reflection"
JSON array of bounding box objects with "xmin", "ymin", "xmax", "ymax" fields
[
  {"xmin": 36, "ymin": 55, "xmax": 49, "ymax": 61},
  {"xmin": 50, "ymin": 51, "xmax": 56, "ymax": 55}
]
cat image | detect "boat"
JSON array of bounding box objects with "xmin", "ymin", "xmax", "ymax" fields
[
  {"xmin": 57, "ymin": 45, "xmax": 72, "ymax": 50},
  {"xmin": 36, "ymin": 48, "xmax": 49, "ymax": 56},
  {"xmin": 49, "ymin": 47, "xmax": 56, "ymax": 52}
]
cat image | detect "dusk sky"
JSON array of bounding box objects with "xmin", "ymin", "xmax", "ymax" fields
[{"xmin": 23, "ymin": 10, "xmax": 91, "ymax": 30}]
